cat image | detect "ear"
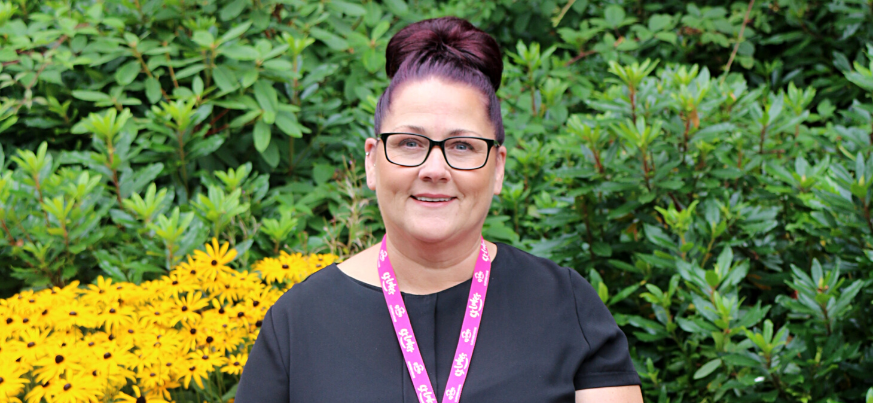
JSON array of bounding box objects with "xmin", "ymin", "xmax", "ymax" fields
[
  {"xmin": 492, "ymin": 145, "xmax": 506, "ymax": 195},
  {"xmin": 364, "ymin": 138, "xmax": 379, "ymax": 191}
]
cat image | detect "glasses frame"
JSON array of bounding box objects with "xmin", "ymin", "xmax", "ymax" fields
[{"xmin": 377, "ymin": 132, "xmax": 501, "ymax": 171}]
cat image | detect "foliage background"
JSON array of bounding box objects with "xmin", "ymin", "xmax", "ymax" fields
[{"xmin": 2, "ymin": 0, "xmax": 873, "ymax": 401}]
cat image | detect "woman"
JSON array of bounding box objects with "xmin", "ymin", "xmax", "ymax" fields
[{"xmin": 236, "ymin": 17, "xmax": 643, "ymax": 402}]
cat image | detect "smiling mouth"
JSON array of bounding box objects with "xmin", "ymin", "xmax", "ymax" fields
[{"xmin": 411, "ymin": 196, "xmax": 455, "ymax": 202}]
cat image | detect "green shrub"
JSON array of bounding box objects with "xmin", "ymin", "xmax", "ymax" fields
[{"xmin": 1, "ymin": 0, "xmax": 873, "ymax": 401}]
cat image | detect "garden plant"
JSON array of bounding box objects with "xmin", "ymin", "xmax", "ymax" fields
[{"xmin": 1, "ymin": 0, "xmax": 873, "ymax": 402}]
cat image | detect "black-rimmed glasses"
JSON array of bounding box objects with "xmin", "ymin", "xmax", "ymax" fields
[{"xmin": 378, "ymin": 133, "xmax": 500, "ymax": 170}]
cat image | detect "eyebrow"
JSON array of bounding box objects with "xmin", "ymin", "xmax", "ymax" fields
[{"xmin": 390, "ymin": 125, "xmax": 487, "ymax": 138}]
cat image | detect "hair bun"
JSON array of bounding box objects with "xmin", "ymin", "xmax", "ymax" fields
[{"xmin": 385, "ymin": 17, "xmax": 503, "ymax": 91}]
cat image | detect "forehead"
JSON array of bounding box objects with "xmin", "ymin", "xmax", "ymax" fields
[{"xmin": 382, "ymin": 78, "xmax": 494, "ymax": 139}]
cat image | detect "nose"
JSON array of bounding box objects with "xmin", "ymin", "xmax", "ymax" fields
[{"xmin": 418, "ymin": 143, "xmax": 451, "ymax": 182}]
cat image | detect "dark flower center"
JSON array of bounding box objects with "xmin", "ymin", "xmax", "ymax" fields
[
  {"xmin": 104, "ymin": 352, "xmax": 112, "ymax": 359},
  {"xmin": 233, "ymin": 361, "xmax": 240, "ymax": 366},
  {"xmin": 252, "ymin": 301, "xmax": 260, "ymax": 307},
  {"xmin": 181, "ymin": 306, "xmax": 188, "ymax": 312},
  {"xmin": 27, "ymin": 342, "xmax": 35, "ymax": 348},
  {"xmin": 211, "ymin": 260, "xmax": 218, "ymax": 266},
  {"xmin": 88, "ymin": 342, "xmax": 94, "ymax": 347},
  {"xmin": 109, "ymin": 308, "xmax": 116, "ymax": 314},
  {"xmin": 69, "ymin": 311, "xmax": 77, "ymax": 316},
  {"xmin": 136, "ymin": 397, "xmax": 146, "ymax": 403},
  {"xmin": 255, "ymin": 320, "xmax": 263, "ymax": 328},
  {"xmin": 22, "ymin": 318, "xmax": 29, "ymax": 324},
  {"xmin": 282, "ymin": 264, "xmax": 289, "ymax": 269},
  {"xmin": 202, "ymin": 355, "xmax": 209, "ymax": 360},
  {"xmin": 108, "ymin": 335, "xmax": 115, "ymax": 341},
  {"xmin": 190, "ymin": 328, "xmax": 197, "ymax": 335},
  {"xmin": 190, "ymin": 269, "xmax": 196, "ymax": 275},
  {"xmin": 206, "ymin": 336, "xmax": 214, "ymax": 343},
  {"xmin": 55, "ymin": 355, "xmax": 64, "ymax": 364},
  {"xmin": 189, "ymin": 366, "xmax": 196, "ymax": 371},
  {"xmin": 237, "ymin": 312, "xmax": 245, "ymax": 318},
  {"xmin": 5, "ymin": 318, "xmax": 11, "ymax": 324},
  {"xmin": 42, "ymin": 310, "xmax": 48, "ymax": 315},
  {"xmin": 128, "ymin": 329, "xmax": 134, "ymax": 334},
  {"xmin": 172, "ymin": 280, "xmax": 179, "ymax": 285},
  {"xmin": 218, "ymin": 308, "xmax": 225, "ymax": 314},
  {"xmin": 63, "ymin": 383, "xmax": 72, "ymax": 391}
]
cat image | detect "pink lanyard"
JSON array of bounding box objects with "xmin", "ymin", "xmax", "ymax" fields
[{"xmin": 377, "ymin": 235, "xmax": 492, "ymax": 403}]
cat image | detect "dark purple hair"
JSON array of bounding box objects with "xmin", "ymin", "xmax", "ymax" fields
[{"xmin": 374, "ymin": 17, "xmax": 505, "ymax": 144}]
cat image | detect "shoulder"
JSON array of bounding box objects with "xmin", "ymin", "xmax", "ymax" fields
[
  {"xmin": 493, "ymin": 243, "xmax": 602, "ymax": 311},
  {"xmin": 266, "ymin": 264, "xmax": 347, "ymax": 315}
]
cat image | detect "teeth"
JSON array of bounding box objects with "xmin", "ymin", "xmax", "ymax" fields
[{"xmin": 414, "ymin": 196, "xmax": 452, "ymax": 202}]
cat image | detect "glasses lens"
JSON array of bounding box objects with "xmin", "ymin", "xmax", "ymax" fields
[
  {"xmin": 385, "ymin": 134, "xmax": 430, "ymax": 166},
  {"xmin": 384, "ymin": 134, "xmax": 491, "ymax": 169},
  {"xmin": 444, "ymin": 137, "xmax": 489, "ymax": 169}
]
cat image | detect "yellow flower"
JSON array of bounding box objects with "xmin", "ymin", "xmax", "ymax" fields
[
  {"xmin": 0, "ymin": 238, "xmax": 336, "ymax": 402},
  {"xmin": 221, "ymin": 353, "xmax": 248, "ymax": 376},
  {"xmin": 44, "ymin": 370, "xmax": 102, "ymax": 403},
  {"xmin": 97, "ymin": 303, "xmax": 135, "ymax": 334},
  {"xmin": 0, "ymin": 364, "xmax": 28, "ymax": 401},
  {"xmin": 169, "ymin": 291, "xmax": 209, "ymax": 326},
  {"xmin": 17, "ymin": 327, "xmax": 50, "ymax": 364},
  {"xmin": 193, "ymin": 237, "xmax": 238, "ymax": 280},
  {"xmin": 32, "ymin": 340, "xmax": 85, "ymax": 384}
]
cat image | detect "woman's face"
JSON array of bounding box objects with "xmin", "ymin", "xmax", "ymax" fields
[{"xmin": 365, "ymin": 78, "xmax": 506, "ymax": 245}]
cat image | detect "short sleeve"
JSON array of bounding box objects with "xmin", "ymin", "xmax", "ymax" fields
[
  {"xmin": 568, "ymin": 268, "xmax": 641, "ymax": 390},
  {"xmin": 235, "ymin": 307, "xmax": 290, "ymax": 402}
]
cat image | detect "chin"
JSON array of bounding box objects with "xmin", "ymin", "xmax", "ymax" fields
[{"xmin": 404, "ymin": 223, "xmax": 458, "ymax": 244}]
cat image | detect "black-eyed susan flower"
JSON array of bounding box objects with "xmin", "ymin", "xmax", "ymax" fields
[
  {"xmin": 32, "ymin": 341, "xmax": 85, "ymax": 384},
  {"xmin": 192, "ymin": 237, "xmax": 238, "ymax": 281},
  {"xmin": 0, "ymin": 364, "xmax": 28, "ymax": 401},
  {"xmin": 169, "ymin": 291, "xmax": 209, "ymax": 326},
  {"xmin": 221, "ymin": 352, "xmax": 248, "ymax": 376},
  {"xmin": 45, "ymin": 369, "xmax": 102, "ymax": 403}
]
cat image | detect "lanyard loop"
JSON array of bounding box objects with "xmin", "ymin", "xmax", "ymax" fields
[{"xmin": 377, "ymin": 235, "xmax": 493, "ymax": 403}]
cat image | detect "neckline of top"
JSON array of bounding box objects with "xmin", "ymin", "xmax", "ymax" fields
[{"xmin": 333, "ymin": 242, "xmax": 505, "ymax": 297}]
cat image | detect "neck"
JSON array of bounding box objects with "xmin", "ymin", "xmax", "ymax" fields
[{"xmin": 385, "ymin": 230, "xmax": 482, "ymax": 295}]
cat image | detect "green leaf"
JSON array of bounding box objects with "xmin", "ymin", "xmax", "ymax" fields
[
  {"xmin": 192, "ymin": 30, "xmax": 215, "ymax": 48},
  {"xmin": 604, "ymin": 5, "xmax": 625, "ymax": 28},
  {"xmin": 253, "ymin": 80, "xmax": 278, "ymax": 114},
  {"xmin": 115, "ymin": 61, "xmax": 141, "ymax": 86},
  {"xmin": 220, "ymin": 45, "xmax": 260, "ymax": 61},
  {"xmin": 220, "ymin": 0, "xmax": 247, "ymax": 21},
  {"xmin": 261, "ymin": 140, "xmax": 280, "ymax": 168},
  {"xmin": 275, "ymin": 112, "xmax": 303, "ymax": 137},
  {"xmin": 648, "ymin": 14, "xmax": 672, "ymax": 32},
  {"xmin": 383, "ymin": 0, "xmax": 409, "ymax": 16},
  {"xmin": 212, "ymin": 65, "xmax": 238, "ymax": 92},
  {"xmin": 693, "ymin": 358, "xmax": 722, "ymax": 379},
  {"xmin": 592, "ymin": 242, "xmax": 612, "ymax": 257},
  {"xmin": 219, "ymin": 21, "xmax": 253, "ymax": 44},
  {"xmin": 372, "ymin": 20, "xmax": 391, "ymax": 41},
  {"xmin": 330, "ymin": 0, "xmax": 367, "ymax": 16},
  {"xmin": 312, "ymin": 163, "xmax": 335, "ymax": 185},
  {"xmin": 253, "ymin": 119, "xmax": 271, "ymax": 152},
  {"xmin": 309, "ymin": 27, "xmax": 348, "ymax": 51},
  {"xmin": 72, "ymin": 90, "xmax": 112, "ymax": 102},
  {"xmin": 144, "ymin": 77, "xmax": 162, "ymax": 103}
]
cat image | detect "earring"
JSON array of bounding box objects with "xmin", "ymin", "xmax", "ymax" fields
[{"xmin": 366, "ymin": 152, "xmax": 370, "ymax": 156}]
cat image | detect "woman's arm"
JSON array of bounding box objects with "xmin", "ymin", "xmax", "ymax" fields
[{"xmin": 576, "ymin": 385, "xmax": 644, "ymax": 403}]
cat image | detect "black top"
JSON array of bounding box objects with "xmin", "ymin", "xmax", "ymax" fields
[{"xmin": 235, "ymin": 243, "xmax": 640, "ymax": 402}]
